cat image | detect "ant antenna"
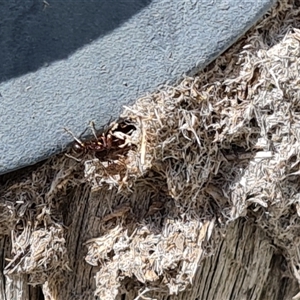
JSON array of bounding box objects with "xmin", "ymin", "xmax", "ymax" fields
[{"xmin": 64, "ymin": 127, "xmax": 85, "ymax": 147}]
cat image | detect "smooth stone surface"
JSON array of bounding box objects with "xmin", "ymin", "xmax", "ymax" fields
[{"xmin": 0, "ymin": 0, "xmax": 276, "ymax": 174}]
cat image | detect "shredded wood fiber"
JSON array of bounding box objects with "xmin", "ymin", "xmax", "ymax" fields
[{"xmin": 1, "ymin": 0, "xmax": 300, "ymax": 299}]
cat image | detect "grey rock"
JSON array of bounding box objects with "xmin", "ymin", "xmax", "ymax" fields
[{"xmin": 0, "ymin": 0, "xmax": 276, "ymax": 174}]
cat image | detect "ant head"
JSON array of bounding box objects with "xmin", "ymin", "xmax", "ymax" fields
[{"xmin": 73, "ymin": 141, "xmax": 85, "ymax": 153}]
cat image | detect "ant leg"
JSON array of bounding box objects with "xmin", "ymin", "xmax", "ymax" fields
[
  {"xmin": 99, "ymin": 135, "xmax": 107, "ymax": 147},
  {"xmin": 106, "ymin": 134, "xmax": 112, "ymax": 148},
  {"xmin": 89, "ymin": 121, "xmax": 98, "ymax": 140},
  {"xmin": 103, "ymin": 116, "xmax": 114, "ymax": 132},
  {"xmin": 75, "ymin": 123, "xmax": 95, "ymax": 139},
  {"xmin": 64, "ymin": 128, "xmax": 85, "ymax": 147},
  {"xmin": 65, "ymin": 153, "xmax": 82, "ymax": 162},
  {"xmin": 108, "ymin": 116, "xmax": 113, "ymax": 125}
]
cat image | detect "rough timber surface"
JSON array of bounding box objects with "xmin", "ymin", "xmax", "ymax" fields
[
  {"xmin": 3, "ymin": 1, "xmax": 300, "ymax": 300},
  {"xmin": 0, "ymin": 0, "xmax": 275, "ymax": 175}
]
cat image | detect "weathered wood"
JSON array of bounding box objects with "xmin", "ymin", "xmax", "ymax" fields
[
  {"xmin": 0, "ymin": 237, "xmax": 42, "ymax": 300},
  {"xmin": 0, "ymin": 172, "xmax": 298, "ymax": 300},
  {"xmin": 2, "ymin": 209, "xmax": 297, "ymax": 299}
]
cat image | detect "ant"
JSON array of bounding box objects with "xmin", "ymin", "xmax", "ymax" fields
[{"xmin": 64, "ymin": 119, "xmax": 136, "ymax": 160}]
